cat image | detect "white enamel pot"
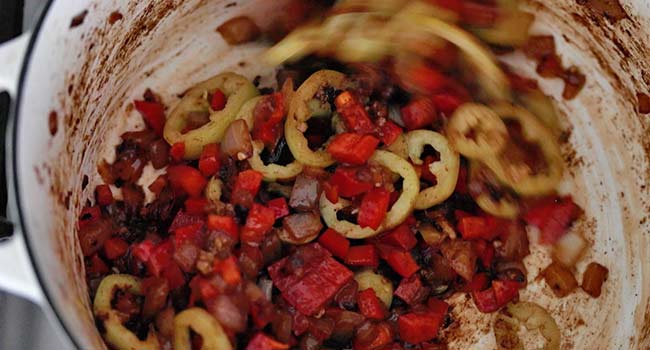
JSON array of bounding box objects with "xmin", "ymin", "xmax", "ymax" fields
[{"xmin": 0, "ymin": 0, "xmax": 648, "ymax": 349}]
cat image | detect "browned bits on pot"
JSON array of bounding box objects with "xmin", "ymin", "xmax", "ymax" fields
[
  {"xmin": 542, "ymin": 261, "xmax": 578, "ymax": 297},
  {"xmin": 48, "ymin": 111, "xmax": 58, "ymax": 136},
  {"xmin": 562, "ymin": 67, "xmax": 586, "ymax": 100},
  {"xmin": 108, "ymin": 11, "xmax": 123, "ymax": 25},
  {"xmin": 581, "ymin": 262, "xmax": 609, "ymax": 298},
  {"xmin": 70, "ymin": 10, "xmax": 88, "ymax": 28},
  {"xmin": 637, "ymin": 93, "xmax": 650, "ymax": 114},
  {"xmin": 217, "ymin": 16, "xmax": 261, "ymax": 45},
  {"xmin": 576, "ymin": 0, "xmax": 628, "ymax": 22}
]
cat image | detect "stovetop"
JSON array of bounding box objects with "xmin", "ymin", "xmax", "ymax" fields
[{"xmin": 0, "ymin": 0, "xmax": 71, "ymax": 349}]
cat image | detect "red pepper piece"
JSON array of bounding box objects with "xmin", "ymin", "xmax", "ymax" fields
[
  {"xmin": 318, "ymin": 228, "xmax": 350, "ymax": 259},
  {"xmin": 457, "ymin": 216, "xmax": 501, "ymax": 241},
  {"xmin": 198, "ymin": 143, "xmax": 221, "ymax": 177},
  {"xmin": 397, "ymin": 311, "xmax": 445, "ymax": 344},
  {"xmin": 87, "ymin": 254, "xmax": 109, "ymax": 276},
  {"xmin": 468, "ymin": 272, "xmax": 489, "ymax": 293},
  {"xmin": 432, "ymin": 93, "xmax": 463, "ymax": 116},
  {"xmin": 78, "ymin": 206, "xmax": 102, "ymax": 229},
  {"xmin": 266, "ymin": 197, "xmax": 290, "ymax": 219},
  {"xmin": 210, "ymin": 88, "xmax": 227, "ymax": 111},
  {"xmin": 329, "ymin": 167, "xmax": 374, "ymax": 198},
  {"xmin": 170, "ymin": 142, "xmax": 185, "ymax": 162},
  {"xmin": 394, "ymin": 274, "xmax": 425, "ymax": 305},
  {"xmin": 523, "ymin": 196, "xmax": 581, "ymax": 244},
  {"xmin": 190, "ymin": 276, "xmax": 220, "ymax": 302},
  {"xmin": 378, "ymin": 224, "xmax": 417, "ymax": 251},
  {"xmin": 268, "ymin": 243, "xmax": 353, "ymax": 315},
  {"xmin": 401, "ymin": 97, "xmax": 437, "ymax": 130},
  {"xmin": 132, "ymin": 239, "xmax": 156, "ymax": 262},
  {"xmin": 474, "ymin": 240, "xmax": 495, "ymax": 268},
  {"xmin": 169, "ymin": 210, "xmax": 204, "ymax": 232},
  {"xmin": 207, "ymin": 215, "xmax": 239, "ymax": 240},
  {"xmin": 358, "ymin": 289, "xmax": 387, "ymax": 320},
  {"xmin": 322, "ymin": 181, "xmax": 339, "ymax": 204},
  {"xmin": 252, "ymin": 93, "xmax": 286, "ymax": 149},
  {"xmin": 95, "ymin": 184, "xmax": 114, "ymax": 206},
  {"xmin": 427, "ymin": 298, "xmax": 450, "ymax": 315},
  {"xmin": 134, "ymin": 100, "xmax": 165, "ymax": 137},
  {"xmin": 103, "ymin": 238, "xmax": 128, "ymax": 260},
  {"xmin": 245, "ymin": 332, "xmax": 289, "ymax": 350},
  {"xmin": 184, "ymin": 197, "xmax": 208, "ymax": 216},
  {"xmin": 420, "ymin": 156, "xmax": 439, "ymax": 184},
  {"xmin": 241, "ymin": 203, "xmax": 276, "ymax": 244},
  {"xmin": 358, "ymin": 188, "xmax": 391, "ymax": 230},
  {"xmin": 377, "ymin": 120, "xmax": 403, "ymax": 146},
  {"xmin": 162, "ymin": 263, "xmax": 185, "ymax": 290},
  {"xmin": 471, "ymin": 287, "xmax": 499, "ymax": 313},
  {"xmin": 334, "ymin": 91, "xmax": 376, "ymax": 134},
  {"xmin": 327, "ymin": 133, "xmax": 380, "ymax": 165},
  {"xmin": 147, "ymin": 241, "xmax": 174, "ymax": 277},
  {"xmin": 492, "ymin": 279, "xmax": 520, "ymax": 306},
  {"xmin": 380, "ymin": 247, "xmax": 419, "ymax": 278},
  {"xmin": 401, "ymin": 63, "xmax": 449, "ymax": 95},
  {"xmin": 232, "ymin": 169, "xmax": 264, "ymax": 207},
  {"xmin": 173, "ymin": 222, "xmax": 203, "ymax": 247},
  {"xmin": 167, "ymin": 165, "xmax": 207, "ymax": 198},
  {"xmin": 214, "ymin": 256, "xmax": 242, "ymax": 286},
  {"xmin": 345, "ymin": 245, "xmax": 379, "ymax": 267}
]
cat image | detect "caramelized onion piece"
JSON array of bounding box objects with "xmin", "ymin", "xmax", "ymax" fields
[
  {"xmin": 581, "ymin": 262, "xmax": 608, "ymax": 298},
  {"xmin": 542, "ymin": 261, "xmax": 578, "ymax": 297}
]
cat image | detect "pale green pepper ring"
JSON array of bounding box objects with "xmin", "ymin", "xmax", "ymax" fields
[
  {"xmin": 164, "ymin": 72, "xmax": 259, "ymax": 159},
  {"xmin": 447, "ymin": 102, "xmax": 508, "ymax": 159},
  {"xmin": 173, "ymin": 307, "xmax": 233, "ymax": 350},
  {"xmin": 469, "ymin": 161, "xmax": 520, "ymax": 219}
]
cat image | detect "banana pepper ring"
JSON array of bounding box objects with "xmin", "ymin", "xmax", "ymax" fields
[
  {"xmin": 469, "ymin": 161, "xmax": 520, "ymax": 219},
  {"xmin": 248, "ymin": 140, "xmax": 304, "ymax": 182},
  {"xmin": 320, "ymin": 150, "xmax": 419, "ymax": 239},
  {"xmin": 234, "ymin": 95, "xmax": 264, "ymax": 131},
  {"xmin": 494, "ymin": 302, "xmax": 561, "ymax": 350},
  {"xmin": 173, "ymin": 307, "xmax": 233, "ymax": 350},
  {"xmin": 482, "ymin": 102, "xmax": 563, "ymax": 196},
  {"xmin": 447, "ymin": 103, "xmax": 508, "ymax": 159},
  {"xmin": 286, "ymin": 70, "xmax": 347, "ymax": 168},
  {"xmin": 164, "ymin": 72, "xmax": 259, "ymax": 159},
  {"xmin": 406, "ymin": 130, "xmax": 460, "ymax": 210},
  {"xmin": 93, "ymin": 274, "xmax": 160, "ymax": 350}
]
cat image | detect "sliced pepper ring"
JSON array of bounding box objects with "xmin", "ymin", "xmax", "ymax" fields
[
  {"xmin": 173, "ymin": 307, "xmax": 233, "ymax": 350},
  {"xmin": 469, "ymin": 161, "xmax": 520, "ymax": 219},
  {"xmin": 234, "ymin": 95, "xmax": 264, "ymax": 131},
  {"xmin": 93, "ymin": 274, "xmax": 160, "ymax": 350},
  {"xmin": 447, "ymin": 103, "xmax": 508, "ymax": 159},
  {"xmin": 320, "ymin": 150, "xmax": 419, "ymax": 239},
  {"xmin": 482, "ymin": 102, "xmax": 564, "ymax": 196},
  {"xmin": 354, "ymin": 269, "xmax": 394, "ymax": 307},
  {"xmin": 406, "ymin": 130, "xmax": 460, "ymax": 210},
  {"xmin": 493, "ymin": 302, "xmax": 561, "ymax": 350},
  {"xmin": 164, "ymin": 72, "xmax": 259, "ymax": 159},
  {"xmin": 248, "ymin": 140, "xmax": 304, "ymax": 182},
  {"xmin": 286, "ymin": 70, "xmax": 347, "ymax": 168}
]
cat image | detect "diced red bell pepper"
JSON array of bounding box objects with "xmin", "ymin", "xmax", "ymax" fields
[
  {"xmin": 266, "ymin": 197, "xmax": 289, "ymax": 219},
  {"xmin": 87, "ymin": 254, "xmax": 109, "ymax": 276},
  {"xmin": 134, "ymin": 100, "xmax": 165, "ymax": 137},
  {"xmin": 401, "ymin": 63, "xmax": 449, "ymax": 95},
  {"xmin": 210, "ymin": 88, "xmax": 227, "ymax": 111},
  {"xmin": 358, "ymin": 188, "xmax": 391, "ymax": 230},
  {"xmin": 457, "ymin": 216, "xmax": 501, "ymax": 241},
  {"xmin": 162, "ymin": 262, "xmax": 186, "ymax": 290},
  {"xmin": 253, "ymin": 93, "xmax": 285, "ymax": 149},
  {"xmin": 394, "ymin": 274, "xmax": 424, "ymax": 305},
  {"xmin": 471, "ymin": 287, "xmax": 499, "ymax": 313},
  {"xmin": 327, "ymin": 133, "xmax": 380, "ymax": 165},
  {"xmin": 474, "ymin": 240, "xmax": 495, "ymax": 268},
  {"xmin": 148, "ymin": 175, "xmax": 167, "ymax": 196},
  {"xmin": 246, "ymin": 332, "xmax": 289, "ymax": 350},
  {"xmin": 381, "ymin": 247, "xmax": 419, "ymax": 278},
  {"xmin": 420, "ymin": 156, "xmax": 439, "ymax": 184},
  {"xmin": 397, "ymin": 311, "xmax": 445, "ymax": 344},
  {"xmin": 378, "ymin": 120, "xmax": 403, "ymax": 146},
  {"xmin": 378, "ymin": 224, "xmax": 417, "ymax": 251},
  {"xmin": 322, "ymin": 181, "xmax": 339, "ymax": 203},
  {"xmin": 318, "ymin": 228, "xmax": 350, "ymax": 259},
  {"xmin": 241, "ymin": 203, "xmax": 276, "ymax": 244},
  {"xmin": 207, "ymin": 215, "xmax": 239, "ymax": 240},
  {"xmin": 173, "ymin": 222, "xmax": 203, "ymax": 247},
  {"xmin": 427, "ymin": 298, "xmax": 450, "ymax": 315},
  {"xmin": 147, "ymin": 241, "xmax": 174, "ymax": 277},
  {"xmin": 167, "ymin": 165, "xmax": 207, "ymax": 198},
  {"xmin": 104, "ymin": 237, "xmax": 129, "ymax": 260},
  {"xmin": 169, "ymin": 210, "xmax": 204, "ymax": 232},
  {"xmin": 334, "ymin": 91, "xmax": 376, "ymax": 134},
  {"xmin": 132, "ymin": 239, "xmax": 156, "ymax": 262},
  {"xmin": 95, "ymin": 184, "xmax": 114, "ymax": 206},
  {"xmin": 78, "ymin": 206, "xmax": 102, "ymax": 229},
  {"xmin": 170, "ymin": 142, "xmax": 185, "ymax": 162},
  {"xmin": 198, "ymin": 143, "xmax": 221, "ymax": 177},
  {"xmin": 232, "ymin": 169, "xmax": 264, "ymax": 207},
  {"xmin": 184, "ymin": 197, "xmax": 208, "ymax": 216},
  {"xmin": 358, "ymin": 288, "xmax": 387, "ymax": 320},
  {"xmin": 401, "ymin": 97, "xmax": 437, "ymax": 130},
  {"xmin": 191, "ymin": 276, "xmax": 220, "ymax": 301},
  {"xmin": 214, "ymin": 255, "xmax": 242, "ymax": 286},
  {"xmin": 292, "ymin": 311, "xmax": 311, "ymax": 336},
  {"xmin": 523, "ymin": 196, "xmax": 581, "ymax": 244},
  {"xmin": 432, "ymin": 93, "xmax": 463, "ymax": 116},
  {"xmin": 467, "ymin": 272, "xmax": 489, "ymax": 293},
  {"xmin": 268, "ymin": 243, "xmax": 353, "ymax": 315},
  {"xmin": 329, "ymin": 167, "xmax": 374, "ymax": 198},
  {"xmin": 345, "ymin": 245, "xmax": 379, "ymax": 267},
  {"xmin": 492, "ymin": 280, "xmax": 520, "ymax": 306}
]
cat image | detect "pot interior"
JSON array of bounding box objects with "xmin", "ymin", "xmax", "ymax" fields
[{"xmin": 12, "ymin": 0, "xmax": 650, "ymax": 349}]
